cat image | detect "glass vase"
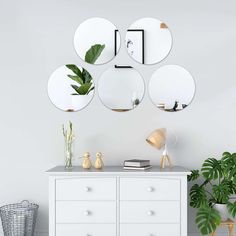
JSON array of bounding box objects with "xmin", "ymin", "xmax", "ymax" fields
[{"xmin": 64, "ymin": 139, "xmax": 74, "ymax": 169}]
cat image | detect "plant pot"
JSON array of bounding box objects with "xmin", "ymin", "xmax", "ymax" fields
[
  {"xmin": 213, "ymin": 204, "xmax": 229, "ymax": 221},
  {"xmin": 71, "ymin": 93, "xmax": 93, "ymax": 111}
]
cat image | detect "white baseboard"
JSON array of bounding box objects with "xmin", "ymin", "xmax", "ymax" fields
[
  {"xmin": 0, "ymin": 232, "xmax": 232, "ymax": 236},
  {"xmin": 0, "ymin": 232, "xmax": 233, "ymax": 236}
]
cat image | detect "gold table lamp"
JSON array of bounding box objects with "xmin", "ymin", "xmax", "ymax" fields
[{"xmin": 146, "ymin": 128, "xmax": 172, "ymax": 169}]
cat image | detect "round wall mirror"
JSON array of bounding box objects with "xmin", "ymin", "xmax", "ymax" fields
[
  {"xmin": 149, "ymin": 65, "xmax": 195, "ymax": 112},
  {"xmin": 74, "ymin": 18, "xmax": 121, "ymax": 65},
  {"xmin": 98, "ymin": 67, "xmax": 145, "ymax": 112},
  {"xmin": 48, "ymin": 65, "xmax": 94, "ymax": 112},
  {"xmin": 125, "ymin": 17, "xmax": 172, "ymax": 65}
]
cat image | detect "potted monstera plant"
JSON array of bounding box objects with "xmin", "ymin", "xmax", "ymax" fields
[
  {"xmin": 188, "ymin": 152, "xmax": 236, "ymax": 235},
  {"xmin": 66, "ymin": 44, "xmax": 105, "ymax": 109}
]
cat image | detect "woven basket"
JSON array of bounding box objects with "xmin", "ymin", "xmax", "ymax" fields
[{"xmin": 0, "ymin": 200, "xmax": 39, "ymax": 236}]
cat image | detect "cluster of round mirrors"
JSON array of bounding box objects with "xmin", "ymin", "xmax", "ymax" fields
[{"xmin": 48, "ymin": 17, "xmax": 195, "ymax": 112}]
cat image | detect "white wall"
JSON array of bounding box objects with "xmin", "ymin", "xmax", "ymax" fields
[{"xmin": 1, "ymin": 0, "xmax": 236, "ymax": 235}]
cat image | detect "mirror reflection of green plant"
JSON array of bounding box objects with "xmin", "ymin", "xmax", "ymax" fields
[
  {"xmin": 188, "ymin": 152, "xmax": 236, "ymax": 235},
  {"xmin": 85, "ymin": 44, "xmax": 105, "ymax": 64},
  {"xmin": 66, "ymin": 44, "xmax": 105, "ymax": 95}
]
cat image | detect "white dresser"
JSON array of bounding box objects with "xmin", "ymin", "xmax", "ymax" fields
[{"xmin": 47, "ymin": 166, "xmax": 190, "ymax": 236}]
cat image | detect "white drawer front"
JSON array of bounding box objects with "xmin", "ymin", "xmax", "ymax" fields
[
  {"xmin": 120, "ymin": 201, "xmax": 180, "ymax": 223},
  {"xmin": 120, "ymin": 224, "xmax": 180, "ymax": 236},
  {"xmin": 120, "ymin": 178, "xmax": 180, "ymax": 200},
  {"xmin": 56, "ymin": 178, "xmax": 116, "ymax": 200},
  {"xmin": 56, "ymin": 201, "xmax": 116, "ymax": 223},
  {"xmin": 56, "ymin": 224, "xmax": 116, "ymax": 236}
]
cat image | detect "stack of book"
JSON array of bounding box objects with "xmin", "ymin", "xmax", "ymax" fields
[{"xmin": 123, "ymin": 159, "xmax": 152, "ymax": 170}]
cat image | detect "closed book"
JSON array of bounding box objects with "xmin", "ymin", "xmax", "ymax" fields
[
  {"xmin": 124, "ymin": 159, "xmax": 150, "ymax": 167},
  {"xmin": 123, "ymin": 165, "xmax": 152, "ymax": 170}
]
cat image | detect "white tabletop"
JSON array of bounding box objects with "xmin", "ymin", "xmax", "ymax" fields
[{"xmin": 47, "ymin": 166, "xmax": 191, "ymax": 176}]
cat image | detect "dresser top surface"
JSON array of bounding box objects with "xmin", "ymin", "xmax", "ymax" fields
[{"xmin": 47, "ymin": 166, "xmax": 190, "ymax": 176}]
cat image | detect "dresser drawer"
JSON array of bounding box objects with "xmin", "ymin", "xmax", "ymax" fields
[
  {"xmin": 56, "ymin": 201, "xmax": 116, "ymax": 223},
  {"xmin": 56, "ymin": 224, "xmax": 116, "ymax": 236},
  {"xmin": 120, "ymin": 178, "xmax": 180, "ymax": 200},
  {"xmin": 120, "ymin": 201, "xmax": 180, "ymax": 223},
  {"xmin": 120, "ymin": 224, "xmax": 180, "ymax": 236},
  {"xmin": 56, "ymin": 178, "xmax": 116, "ymax": 200}
]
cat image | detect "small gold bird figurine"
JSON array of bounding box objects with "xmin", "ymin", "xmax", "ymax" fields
[
  {"xmin": 82, "ymin": 152, "xmax": 92, "ymax": 169},
  {"xmin": 94, "ymin": 152, "xmax": 104, "ymax": 169}
]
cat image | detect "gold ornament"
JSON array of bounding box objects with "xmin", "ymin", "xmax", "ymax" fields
[
  {"xmin": 82, "ymin": 152, "xmax": 92, "ymax": 169},
  {"xmin": 94, "ymin": 152, "xmax": 104, "ymax": 169}
]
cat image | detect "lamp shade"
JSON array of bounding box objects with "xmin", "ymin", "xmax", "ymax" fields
[{"xmin": 146, "ymin": 128, "xmax": 166, "ymax": 149}]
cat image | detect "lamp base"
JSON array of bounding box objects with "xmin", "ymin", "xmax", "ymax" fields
[{"xmin": 160, "ymin": 154, "xmax": 172, "ymax": 169}]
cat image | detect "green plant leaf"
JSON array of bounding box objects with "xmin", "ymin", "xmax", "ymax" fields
[
  {"xmin": 201, "ymin": 158, "xmax": 223, "ymax": 180},
  {"xmin": 67, "ymin": 75, "xmax": 84, "ymax": 85},
  {"xmin": 86, "ymin": 85, "xmax": 94, "ymax": 95},
  {"xmin": 229, "ymin": 153, "xmax": 236, "ymax": 179},
  {"xmin": 71, "ymin": 83, "xmax": 93, "ymax": 95},
  {"xmin": 85, "ymin": 44, "xmax": 105, "ymax": 64},
  {"xmin": 196, "ymin": 207, "xmax": 221, "ymax": 235},
  {"xmin": 188, "ymin": 170, "xmax": 200, "ymax": 182},
  {"xmin": 212, "ymin": 182, "xmax": 230, "ymax": 204},
  {"xmin": 71, "ymin": 84, "xmax": 81, "ymax": 94},
  {"xmin": 78, "ymin": 83, "xmax": 93, "ymax": 95},
  {"xmin": 222, "ymin": 179, "xmax": 236, "ymax": 195},
  {"xmin": 190, "ymin": 184, "xmax": 208, "ymax": 208},
  {"xmin": 66, "ymin": 64, "xmax": 83, "ymax": 77},
  {"xmin": 221, "ymin": 152, "xmax": 236, "ymax": 181},
  {"xmin": 227, "ymin": 201, "xmax": 236, "ymax": 218},
  {"xmin": 82, "ymin": 68, "xmax": 93, "ymax": 83}
]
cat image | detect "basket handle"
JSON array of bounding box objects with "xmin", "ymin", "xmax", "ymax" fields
[{"xmin": 20, "ymin": 200, "xmax": 30, "ymax": 207}]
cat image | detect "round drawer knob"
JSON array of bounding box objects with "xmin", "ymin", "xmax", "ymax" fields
[
  {"xmin": 85, "ymin": 187, "xmax": 90, "ymax": 192},
  {"xmin": 147, "ymin": 187, "xmax": 154, "ymax": 192},
  {"xmin": 147, "ymin": 211, "xmax": 154, "ymax": 216},
  {"xmin": 84, "ymin": 210, "xmax": 90, "ymax": 216}
]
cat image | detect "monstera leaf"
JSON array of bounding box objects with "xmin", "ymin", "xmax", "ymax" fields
[
  {"xmin": 227, "ymin": 201, "xmax": 236, "ymax": 218},
  {"xmin": 201, "ymin": 158, "xmax": 223, "ymax": 180},
  {"xmin": 222, "ymin": 179, "xmax": 236, "ymax": 195},
  {"xmin": 221, "ymin": 152, "xmax": 236, "ymax": 177},
  {"xmin": 85, "ymin": 44, "xmax": 105, "ymax": 64},
  {"xmin": 212, "ymin": 182, "xmax": 230, "ymax": 204},
  {"xmin": 196, "ymin": 207, "xmax": 221, "ymax": 235},
  {"xmin": 188, "ymin": 170, "xmax": 200, "ymax": 182},
  {"xmin": 190, "ymin": 184, "xmax": 208, "ymax": 208}
]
